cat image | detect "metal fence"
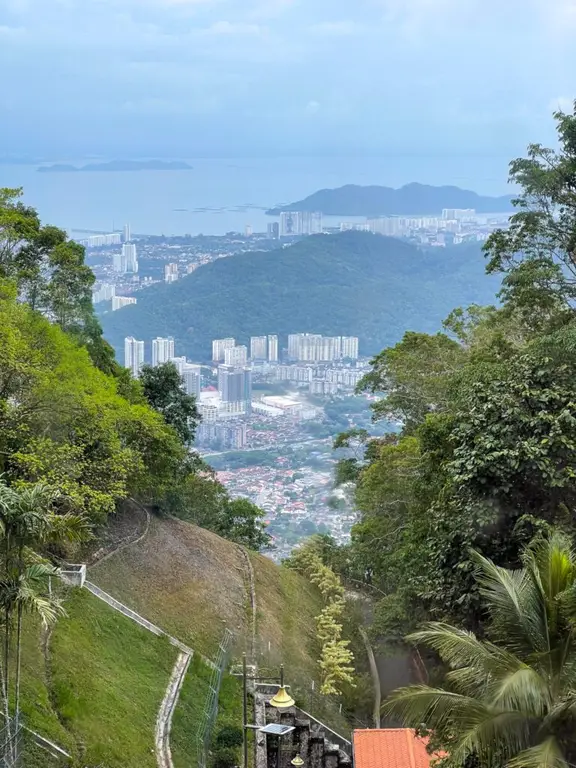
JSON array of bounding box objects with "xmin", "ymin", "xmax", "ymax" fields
[
  {"xmin": 196, "ymin": 629, "xmax": 233, "ymax": 768},
  {"xmin": 0, "ymin": 720, "xmax": 23, "ymax": 768}
]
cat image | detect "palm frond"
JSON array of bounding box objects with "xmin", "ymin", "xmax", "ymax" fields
[
  {"xmin": 450, "ymin": 709, "xmax": 531, "ymax": 768},
  {"xmin": 408, "ymin": 623, "xmax": 522, "ymax": 677},
  {"xmin": 383, "ymin": 686, "xmax": 490, "ymax": 732},
  {"xmin": 471, "ymin": 550, "xmax": 548, "ymax": 655},
  {"xmin": 488, "ymin": 665, "xmax": 551, "ymax": 716},
  {"xmin": 46, "ymin": 513, "xmax": 91, "ymax": 543},
  {"xmin": 506, "ymin": 736, "xmax": 567, "ymax": 768}
]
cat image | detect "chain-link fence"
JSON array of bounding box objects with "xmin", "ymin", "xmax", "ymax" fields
[
  {"xmin": 0, "ymin": 720, "xmax": 23, "ymax": 768},
  {"xmin": 196, "ymin": 630, "xmax": 233, "ymax": 768}
]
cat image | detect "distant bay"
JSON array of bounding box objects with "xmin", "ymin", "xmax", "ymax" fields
[{"xmin": 0, "ymin": 155, "xmax": 512, "ymax": 237}]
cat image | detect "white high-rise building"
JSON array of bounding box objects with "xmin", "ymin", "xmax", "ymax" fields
[
  {"xmin": 152, "ymin": 337, "xmax": 175, "ymax": 367},
  {"xmin": 92, "ymin": 282, "xmax": 116, "ymax": 304},
  {"xmin": 341, "ymin": 336, "xmax": 359, "ymax": 359},
  {"xmin": 224, "ymin": 345, "xmax": 248, "ymax": 366},
  {"xmin": 250, "ymin": 336, "xmax": 267, "ymax": 360},
  {"xmin": 169, "ymin": 356, "xmax": 187, "ymax": 374},
  {"xmin": 212, "ymin": 338, "xmax": 235, "ymax": 362},
  {"xmin": 112, "ymin": 296, "xmax": 137, "ymax": 311},
  {"xmin": 279, "ymin": 211, "xmax": 323, "ymax": 237},
  {"xmin": 124, "ymin": 337, "xmax": 145, "ymax": 377},
  {"xmin": 182, "ymin": 365, "xmax": 201, "ymax": 398},
  {"xmin": 287, "ymin": 333, "xmax": 354, "ymax": 362},
  {"xmin": 268, "ymin": 335, "xmax": 279, "ymax": 362},
  {"xmin": 122, "ymin": 243, "xmax": 138, "ymax": 273},
  {"xmin": 123, "ymin": 223, "xmax": 131, "ymax": 243},
  {"xmin": 165, "ymin": 263, "xmax": 179, "ymax": 283}
]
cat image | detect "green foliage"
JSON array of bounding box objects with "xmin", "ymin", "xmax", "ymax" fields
[
  {"xmin": 212, "ymin": 747, "xmax": 237, "ymax": 768},
  {"xmin": 215, "ymin": 725, "xmax": 243, "ymax": 748},
  {"xmin": 384, "ymin": 533, "xmax": 576, "ymax": 768},
  {"xmin": 343, "ymin": 103, "xmax": 576, "ymax": 641},
  {"xmin": 288, "ymin": 538, "xmax": 355, "ymax": 695},
  {"xmin": 139, "ymin": 362, "xmax": 200, "ymax": 445},
  {"xmin": 101, "ymin": 233, "xmax": 500, "ymax": 360},
  {"xmin": 358, "ymin": 331, "xmax": 466, "ymax": 433}
]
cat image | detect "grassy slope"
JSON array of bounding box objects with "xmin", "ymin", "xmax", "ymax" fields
[
  {"xmin": 90, "ymin": 517, "xmax": 248, "ymax": 657},
  {"xmin": 171, "ymin": 656, "xmax": 242, "ymax": 768},
  {"xmin": 20, "ymin": 588, "xmax": 176, "ymax": 768},
  {"xmin": 91, "ymin": 514, "xmax": 350, "ymax": 735}
]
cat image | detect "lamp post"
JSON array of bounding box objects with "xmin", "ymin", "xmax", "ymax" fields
[{"xmin": 242, "ymin": 654, "xmax": 295, "ymax": 768}]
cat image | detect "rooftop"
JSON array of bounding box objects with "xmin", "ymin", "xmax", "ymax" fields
[{"xmin": 353, "ymin": 729, "xmax": 439, "ymax": 768}]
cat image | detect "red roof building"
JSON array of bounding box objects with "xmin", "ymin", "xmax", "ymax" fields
[{"xmin": 353, "ymin": 729, "xmax": 438, "ymax": 768}]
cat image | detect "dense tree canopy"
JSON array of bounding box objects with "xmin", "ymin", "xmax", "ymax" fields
[
  {"xmin": 335, "ymin": 103, "xmax": 576, "ymax": 642},
  {"xmin": 139, "ymin": 362, "xmax": 200, "ymax": 445},
  {"xmin": 0, "ymin": 190, "xmax": 269, "ymax": 551},
  {"xmin": 386, "ymin": 533, "xmax": 576, "ymax": 768}
]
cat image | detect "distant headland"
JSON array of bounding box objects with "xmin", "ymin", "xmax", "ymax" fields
[
  {"xmin": 37, "ymin": 160, "xmax": 193, "ymax": 173},
  {"xmin": 266, "ymin": 182, "xmax": 514, "ymax": 217}
]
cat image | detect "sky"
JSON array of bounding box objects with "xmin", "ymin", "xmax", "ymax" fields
[{"xmin": 0, "ymin": 0, "xmax": 574, "ymax": 159}]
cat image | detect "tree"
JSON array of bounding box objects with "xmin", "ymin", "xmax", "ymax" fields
[
  {"xmin": 358, "ymin": 332, "xmax": 466, "ymax": 433},
  {"xmin": 139, "ymin": 362, "xmax": 200, "ymax": 445},
  {"xmin": 0, "ymin": 188, "xmax": 110, "ymax": 371},
  {"xmin": 385, "ymin": 532, "xmax": 576, "ymax": 768},
  {"xmin": 0, "ymin": 480, "xmax": 89, "ymax": 753},
  {"xmin": 484, "ymin": 102, "xmax": 576, "ymax": 315}
]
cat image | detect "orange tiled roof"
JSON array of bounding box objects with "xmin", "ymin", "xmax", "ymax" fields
[{"xmin": 353, "ymin": 729, "xmax": 436, "ymax": 768}]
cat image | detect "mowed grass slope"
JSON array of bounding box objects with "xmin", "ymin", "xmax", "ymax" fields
[
  {"xmin": 90, "ymin": 516, "xmax": 327, "ymax": 671},
  {"xmin": 91, "ymin": 517, "xmax": 248, "ymax": 657},
  {"xmin": 20, "ymin": 588, "xmax": 176, "ymax": 768}
]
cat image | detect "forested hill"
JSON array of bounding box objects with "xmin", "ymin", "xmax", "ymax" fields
[
  {"xmin": 266, "ymin": 183, "xmax": 514, "ymax": 216},
  {"xmin": 101, "ymin": 231, "xmax": 500, "ymax": 360}
]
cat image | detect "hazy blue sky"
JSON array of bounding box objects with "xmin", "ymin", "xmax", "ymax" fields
[{"xmin": 0, "ymin": 0, "xmax": 574, "ymax": 159}]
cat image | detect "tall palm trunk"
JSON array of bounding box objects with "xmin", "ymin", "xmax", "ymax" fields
[{"xmin": 13, "ymin": 603, "xmax": 22, "ymax": 733}]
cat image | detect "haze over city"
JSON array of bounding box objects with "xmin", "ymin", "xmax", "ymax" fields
[{"xmin": 1, "ymin": 0, "xmax": 574, "ymax": 161}]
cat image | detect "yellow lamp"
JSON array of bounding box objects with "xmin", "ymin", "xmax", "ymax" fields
[
  {"xmin": 269, "ymin": 686, "xmax": 295, "ymax": 709},
  {"xmin": 291, "ymin": 755, "xmax": 304, "ymax": 766}
]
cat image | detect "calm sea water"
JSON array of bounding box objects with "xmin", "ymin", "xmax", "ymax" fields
[{"xmin": 0, "ymin": 156, "xmax": 511, "ymax": 237}]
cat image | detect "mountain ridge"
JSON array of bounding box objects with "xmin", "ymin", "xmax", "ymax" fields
[
  {"xmin": 100, "ymin": 231, "xmax": 500, "ymax": 361},
  {"xmin": 266, "ymin": 182, "xmax": 514, "ymax": 216}
]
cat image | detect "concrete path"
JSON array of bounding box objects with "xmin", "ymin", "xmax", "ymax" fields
[{"xmin": 155, "ymin": 651, "xmax": 192, "ymax": 768}]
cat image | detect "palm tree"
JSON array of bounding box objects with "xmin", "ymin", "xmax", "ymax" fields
[
  {"xmin": 383, "ymin": 532, "xmax": 576, "ymax": 768},
  {"xmin": 0, "ymin": 479, "xmax": 89, "ymax": 758}
]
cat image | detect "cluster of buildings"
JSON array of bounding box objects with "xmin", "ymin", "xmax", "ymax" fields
[
  {"xmin": 339, "ymin": 208, "xmax": 511, "ymax": 245},
  {"xmin": 287, "ymin": 333, "xmax": 359, "ymax": 362},
  {"xmin": 212, "ymin": 336, "xmax": 279, "ymax": 364},
  {"xmin": 123, "ymin": 335, "xmax": 202, "ymax": 397},
  {"xmin": 278, "ymin": 211, "xmax": 323, "ymax": 237}
]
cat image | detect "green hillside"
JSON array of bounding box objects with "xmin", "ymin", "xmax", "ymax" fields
[
  {"xmin": 20, "ymin": 588, "xmax": 176, "ymax": 767},
  {"xmin": 101, "ymin": 232, "xmax": 500, "ymax": 360},
  {"xmin": 16, "ymin": 512, "xmax": 343, "ymax": 768}
]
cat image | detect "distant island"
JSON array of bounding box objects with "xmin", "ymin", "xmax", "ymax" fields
[
  {"xmin": 266, "ymin": 182, "xmax": 514, "ymax": 216},
  {"xmin": 37, "ymin": 160, "xmax": 193, "ymax": 173}
]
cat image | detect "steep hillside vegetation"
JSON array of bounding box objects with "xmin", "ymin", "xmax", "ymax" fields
[
  {"xmin": 90, "ymin": 511, "xmax": 350, "ymax": 729},
  {"xmin": 101, "ymin": 232, "xmax": 500, "ymax": 360},
  {"xmin": 17, "ymin": 510, "xmax": 344, "ymax": 767},
  {"xmin": 266, "ymin": 182, "xmax": 513, "ymax": 216},
  {"xmin": 20, "ymin": 588, "xmax": 176, "ymax": 767}
]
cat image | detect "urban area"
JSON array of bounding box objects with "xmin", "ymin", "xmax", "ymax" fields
[{"xmin": 84, "ymin": 207, "xmax": 507, "ymax": 557}]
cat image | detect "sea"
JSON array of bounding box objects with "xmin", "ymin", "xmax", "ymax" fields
[{"xmin": 0, "ymin": 155, "xmax": 511, "ymax": 237}]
